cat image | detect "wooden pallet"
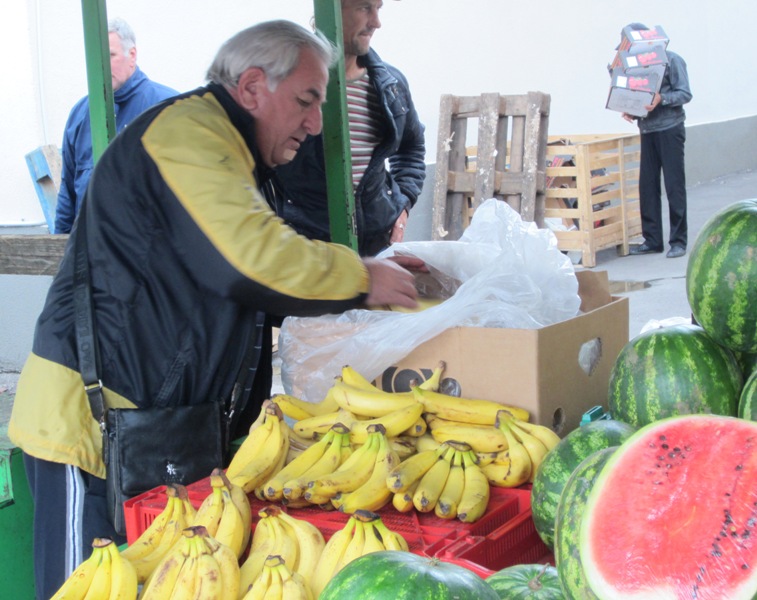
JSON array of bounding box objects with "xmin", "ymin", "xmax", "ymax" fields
[
  {"xmin": 24, "ymin": 145, "xmax": 62, "ymax": 233},
  {"xmin": 431, "ymin": 92, "xmax": 551, "ymax": 240}
]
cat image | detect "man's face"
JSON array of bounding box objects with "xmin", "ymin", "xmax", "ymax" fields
[
  {"xmin": 341, "ymin": 0, "xmax": 382, "ymax": 57},
  {"xmin": 109, "ymin": 32, "xmax": 137, "ymax": 91},
  {"xmin": 253, "ymin": 48, "xmax": 328, "ymax": 167}
]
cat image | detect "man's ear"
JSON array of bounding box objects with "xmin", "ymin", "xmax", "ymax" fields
[{"xmin": 236, "ymin": 67, "xmax": 267, "ymax": 111}]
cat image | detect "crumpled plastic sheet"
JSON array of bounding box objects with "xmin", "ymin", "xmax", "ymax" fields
[{"xmin": 279, "ymin": 198, "xmax": 582, "ymax": 402}]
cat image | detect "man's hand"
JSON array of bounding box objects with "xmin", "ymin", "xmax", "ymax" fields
[
  {"xmin": 621, "ymin": 112, "xmax": 635, "ymax": 123},
  {"xmin": 387, "ymin": 254, "xmax": 429, "ymax": 273},
  {"xmin": 389, "ymin": 210, "xmax": 409, "ymax": 244},
  {"xmin": 644, "ymin": 92, "xmax": 662, "ymax": 112},
  {"xmin": 362, "ymin": 257, "xmax": 418, "ymax": 309}
]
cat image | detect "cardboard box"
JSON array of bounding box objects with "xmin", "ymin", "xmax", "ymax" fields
[
  {"xmin": 616, "ymin": 24, "xmax": 668, "ymax": 54},
  {"xmin": 377, "ymin": 270, "xmax": 629, "ymax": 435},
  {"xmin": 606, "ymin": 84, "xmax": 654, "ymax": 118}
]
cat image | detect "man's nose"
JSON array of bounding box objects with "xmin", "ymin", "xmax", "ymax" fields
[{"xmin": 305, "ymin": 106, "xmax": 323, "ymax": 135}]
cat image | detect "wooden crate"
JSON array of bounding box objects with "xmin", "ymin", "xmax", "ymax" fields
[
  {"xmin": 544, "ymin": 133, "xmax": 642, "ymax": 267},
  {"xmin": 431, "ymin": 92, "xmax": 550, "ymax": 241}
]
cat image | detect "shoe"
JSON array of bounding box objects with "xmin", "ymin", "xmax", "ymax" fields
[
  {"xmin": 667, "ymin": 245, "xmax": 686, "ymax": 258},
  {"xmin": 629, "ymin": 243, "xmax": 663, "ymax": 256}
]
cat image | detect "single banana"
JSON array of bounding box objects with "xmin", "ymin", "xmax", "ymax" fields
[
  {"xmin": 139, "ymin": 533, "xmax": 191, "ymax": 599},
  {"xmin": 335, "ymin": 518, "xmax": 366, "ymax": 573},
  {"xmin": 373, "ymin": 519, "xmax": 409, "ymax": 552},
  {"xmin": 357, "ymin": 513, "xmax": 387, "ymax": 555},
  {"xmin": 330, "ymin": 379, "xmax": 417, "ymax": 418},
  {"xmin": 401, "ymin": 415, "xmax": 428, "ymax": 437},
  {"xmin": 426, "ymin": 414, "xmax": 508, "ymax": 453},
  {"xmin": 193, "ymin": 482, "xmax": 225, "ymax": 540},
  {"xmin": 240, "ymin": 518, "xmax": 274, "ymax": 596},
  {"xmin": 49, "ymin": 539, "xmax": 102, "ymax": 599},
  {"xmin": 435, "ymin": 448, "xmax": 466, "ymax": 519},
  {"xmin": 280, "ymin": 569, "xmax": 314, "ymax": 600},
  {"xmin": 392, "ymin": 479, "xmax": 419, "ymax": 513},
  {"xmin": 390, "ymin": 436, "xmax": 418, "ymax": 460},
  {"xmin": 261, "ymin": 556, "xmax": 285, "ymax": 600},
  {"xmin": 386, "ymin": 446, "xmax": 443, "ymax": 493},
  {"xmin": 481, "ymin": 452, "xmax": 532, "ymax": 488},
  {"xmin": 415, "ymin": 432, "xmax": 442, "ymax": 453},
  {"xmin": 202, "ymin": 530, "xmax": 240, "ymax": 600},
  {"xmin": 242, "ymin": 563, "xmax": 271, "ymax": 600},
  {"xmin": 214, "ymin": 487, "xmax": 247, "ymax": 558},
  {"xmin": 276, "ymin": 509, "xmax": 326, "ymax": 583},
  {"xmin": 306, "ymin": 433, "xmax": 379, "ymax": 498},
  {"xmin": 418, "ymin": 360, "xmax": 446, "ymax": 392},
  {"xmin": 413, "ymin": 445, "xmax": 455, "ymax": 513},
  {"xmin": 338, "ymin": 431, "xmax": 401, "ymax": 514},
  {"xmin": 82, "ymin": 540, "xmax": 112, "ymax": 600},
  {"xmin": 293, "ymin": 409, "xmax": 356, "ymax": 439},
  {"xmin": 121, "ymin": 488, "xmax": 179, "ymax": 565},
  {"xmin": 412, "ymin": 386, "xmax": 530, "ymax": 424},
  {"xmin": 496, "ymin": 410, "xmax": 539, "ymax": 483},
  {"xmin": 224, "ymin": 472, "xmax": 252, "ymax": 552},
  {"xmin": 263, "ymin": 430, "xmax": 335, "ymax": 501},
  {"xmin": 192, "ymin": 551, "xmax": 224, "ymax": 600},
  {"xmin": 457, "ymin": 451, "xmax": 492, "ymax": 523},
  {"xmin": 283, "ymin": 426, "xmax": 349, "ymax": 501},
  {"xmin": 509, "ymin": 417, "xmax": 562, "ymax": 451},
  {"xmin": 311, "ymin": 517, "xmax": 356, "ymax": 598},
  {"xmin": 272, "ymin": 393, "xmax": 318, "ymax": 421},
  {"xmin": 240, "ymin": 509, "xmax": 299, "ymax": 595},
  {"xmin": 229, "ymin": 404, "xmax": 288, "ymax": 493},
  {"xmin": 226, "ymin": 404, "xmax": 277, "ymax": 479},
  {"xmin": 168, "ymin": 535, "xmax": 200, "ymax": 600},
  {"xmin": 104, "ymin": 538, "xmax": 138, "ymax": 600},
  {"xmin": 349, "ymin": 401, "xmax": 424, "ymax": 444},
  {"xmin": 339, "ymin": 365, "xmax": 380, "ymax": 391}
]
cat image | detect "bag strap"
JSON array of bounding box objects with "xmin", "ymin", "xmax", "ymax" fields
[{"xmin": 72, "ymin": 210, "xmax": 259, "ymax": 437}]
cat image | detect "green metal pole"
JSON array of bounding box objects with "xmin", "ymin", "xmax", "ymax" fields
[
  {"xmin": 313, "ymin": 0, "xmax": 358, "ymax": 251},
  {"xmin": 81, "ymin": 0, "xmax": 116, "ymax": 163}
]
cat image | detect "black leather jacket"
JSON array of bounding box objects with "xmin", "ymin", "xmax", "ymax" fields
[{"xmin": 271, "ymin": 49, "xmax": 426, "ymax": 256}]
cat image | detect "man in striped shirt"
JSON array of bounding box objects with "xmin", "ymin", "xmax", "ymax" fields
[{"xmin": 272, "ymin": 0, "xmax": 426, "ymax": 256}]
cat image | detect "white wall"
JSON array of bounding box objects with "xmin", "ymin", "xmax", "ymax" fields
[{"xmin": 3, "ymin": 0, "xmax": 755, "ymax": 224}]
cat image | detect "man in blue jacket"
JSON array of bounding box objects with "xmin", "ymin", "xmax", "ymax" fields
[
  {"xmin": 53, "ymin": 17, "xmax": 177, "ymax": 233},
  {"xmin": 272, "ymin": 0, "xmax": 426, "ymax": 256}
]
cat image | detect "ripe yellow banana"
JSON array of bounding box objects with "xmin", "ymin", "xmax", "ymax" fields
[
  {"xmin": 139, "ymin": 531, "xmax": 191, "ymax": 599},
  {"xmin": 413, "ymin": 445, "xmax": 455, "ymax": 513},
  {"xmin": 50, "ymin": 539, "xmax": 114, "ymax": 600},
  {"xmin": 357, "ymin": 513, "xmax": 388, "ymax": 554},
  {"xmin": 283, "ymin": 426, "xmax": 349, "ymax": 501},
  {"xmin": 227, "ymin": 403, "xmax": 277, "ymax": 478},
  {"xmin": 272, "ymin": 393, "xmax": 319, "ymax": 421},
  {"xmin": 81, "ymin": 540, "xmax": 112, "ymax": 600},
  {"xmin": 412, "ymin": 386, "xmax": 530, "ymax": 424},
  {"xmin": 311, "ymin": 517, "xmax": 356, "ymax": 598},
  {"xmin": 426, "ymin": 414, "xmax": 508, "ymax": 453},
  {"xmin": 349, "ymin": 402, "xmax": 424, "ymax": 444},
  {"xmin": 276, "ymin": 509, "xmax": 326, "ymax": 583},
  {"xmin": 391, "ymin": 435, "xmax": 418, "ymax": 459},
  {"xmin": 402, "ymin": 415, "xmax": 428, "ymax": 437},
  {"xmin": 497, "ymin": 410, "xmax": 542, "ymax": 483},
  {"xmin": 243, "ymin": 563, "xmax": 271, "ymax": 600},
  {"xmin": 293, "ymin": 409, "xmax": 356, "ymax": 439},
  {"xmin": 240, "ymin": 517, "xmax": 273, "ymax": 596},
  {"xmin": 509, "ymin": 417, "xmax": 561, "ymax": 451},
  {"xmin": 481, "ymin": 450, "xmax": 532, "ymax": 488},
  {"xmin": 339, "ymin": 365, "xmax": 380, "ymax": 391},
  {"xmin": 306, "ymin": 433, "xmax": 379, "ymax": 499},
  {"xmin": 435, "ymin": 448, "xmax": 466, "ymax": 519},
  {"xmin": 202, "ymin": 529, "xmax": 240, "ymax": 600},
  {"xmin": 386, "ymin": 446, "xmax": 443, "ymax": 493},
  {"xmin": 214, "ymin": 487, "xmax": 247, "ymax": 559},
  {"xmin": 120, "ymin": 484, "xmax": 181, "ymax": 564},
  {"xmin": 457, "ymin": 450, "xmax": 491, "ymax": 523},
  {"xmin": 280, "ymin": 568, "xmax": 314, "ymax": 600},
  {"xmin": 330, "ymin": 378, "xmax": 417, "ymax": 418},
  {"xmin": 104, "ymin": 538, "xmax": 138, "ymax": 600},
  {"xmin": 418, "ymin": 360, "xmax": 446, "ymax": 392},
  {"xmin": 392, "ymin": 480, "xmax": 419, "ymax": 513},
  {"xmin": 168, "ymin": 535, "xmax": 200, "ymax": 600},
  {"xmin": 338, "ymin": 432, "xmax": 401, "ymax": 514},
  {"xmin": 191, "ymin": 551, "xmax": 223, "ymax": 599},
  {"xmin": 373, "ymin": 519, "xmax": 409, "ymax": 551},
  {"xmin": 415, "ymin": 432, "xmax": 442, "ymax": 453},
  {"xmin": 335, "ymin": 517, "xmax": 366, "ymax": 573},
  {"xmin": 263, "ymin": 429, "xmax": 335, "ymax": 501}
]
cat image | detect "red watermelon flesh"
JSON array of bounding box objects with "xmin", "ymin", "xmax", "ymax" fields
[{"xmin": 580, "ymin": 415, "xmax": 757, "ymax": 600}]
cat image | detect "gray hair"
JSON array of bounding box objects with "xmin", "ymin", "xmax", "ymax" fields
[
  {"xmin": 206, "ymin": 20, "xmax": 336, "ymax": 91},
  {"xmin": 108, "ymin": 17, "xmax": 136, "ymax": 55}
]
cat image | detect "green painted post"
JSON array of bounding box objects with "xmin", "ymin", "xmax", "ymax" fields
[
  {"xmin": 313, "ymin": 0, "xmax": 358, "ymax": 251},
  {"xmin": 81, "ymin": 0, "xmax": 116, "ymax": 163}
]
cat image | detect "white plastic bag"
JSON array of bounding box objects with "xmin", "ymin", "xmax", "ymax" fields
[{"xmin": 279, "ymin": 199, "xmax": 581, "ymax": 401}]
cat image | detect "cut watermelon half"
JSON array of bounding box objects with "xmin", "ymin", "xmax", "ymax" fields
[{"xmin": 579, "ymin": 415, "xmax": 757, "ymax": 600}]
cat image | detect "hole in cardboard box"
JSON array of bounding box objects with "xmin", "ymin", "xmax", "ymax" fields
[
  {"xmin": 578, "ymin": 337, "xmax": 602, "ymax": 376},
  {"xmin": 552, "ymin": 408, "xmax": 566, "ymax": 434}
]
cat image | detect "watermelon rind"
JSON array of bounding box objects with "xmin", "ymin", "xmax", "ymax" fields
[
  {"xmin": 738, "ymin": 369, "xmax": 757, "ymax": 420},
  {"xmin": 319, "ymin": 551, "xmax": 500, "ymax": 600},
  {"xmin": 608, "ymin": 323, "xmax": 742, "ymax": 428},
  {"xmin": 579, "ymin": 415, "xmax": 757, "ymax": 600},
  {"xmin": 486, "ymin": 563, "xmax": 563, "ymax": 600},
  {"xmin": 530, "ymin": 420, "xmax": 635, "ymax": 550},
  {"xmin": 554, "ymin": 447, "xmax": 617, "ymax": 600},
  {"xmin": 686, "ymin": 198, "xmax": 757, "ymax": 354}
]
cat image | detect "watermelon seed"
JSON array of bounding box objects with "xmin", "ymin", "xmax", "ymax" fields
[
  {"xmin": 736, "ymin": 465, "xmax": 743, "ymax": 470},
  {"xmin": 742, "ymin": 564, "xmax": 750, "ymax": 570},
  {"xmin": 661, "ymin": 443, "xmax": 669, "ymax": 449}
]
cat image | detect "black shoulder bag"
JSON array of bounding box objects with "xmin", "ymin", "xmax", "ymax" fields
[{"xmin": 73, "ymin": 212, "xmax": 253, "ymax": 535}]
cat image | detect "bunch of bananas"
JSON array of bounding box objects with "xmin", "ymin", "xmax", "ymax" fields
[
  {"xmin": 482, "ymin": 410, "xmax": 561, "ymax": 487},
  {"xmin": 226, "ymin": 402, "xmax": 290, "ymax": 495},
  {"xmin": 50, "ymin": 537, "xmax": 137, "ymax": 600},
  {"xmin": 192, "ymin": 468, "xmax": 251, "ymax": 559},
  {"xmin": 311, "ymin": 510, "xmax": 409, "ymax": 597},
  {"xmin": 239, "ymin": 506, "xmax": 324, "ymax": 598},
  {"xmin": 242, "ymin": 555, "xmax": 312, "ymax": 600},
  {"xmin": 386, "ymin": 440, "xmax": 491, "ymax": 522},
  {"xmin": 120, "ymin": 483, "xmax": 197, "ymax": 583},
  {"xmin": 140, "ymin": 525, "xmax": 240, "ymax": 599}
]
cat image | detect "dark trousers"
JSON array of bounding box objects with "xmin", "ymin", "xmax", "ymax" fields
[
  {"xmin": 638, "ymin": 122, "xmax": 688, "ymax": 249},
  {"xmin": 23, "ymin": 453, "xmax": 125, "ymax": 600}
]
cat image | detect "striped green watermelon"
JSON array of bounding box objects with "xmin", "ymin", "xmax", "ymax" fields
[
  {"xmin": 530, "ymin": 420, "xmax": 635, "ymax": 550},
  {"xmin": 319, "ymin": 551, "xmax": 500, "ymax": 600},
  {"xmin": 554, "ymin": 447, "xmax": 617, "ymax": 600},
  {"xmin": 579, "ymin": 415, "xmax": 757, "ymax": 599},
  {"xmin": 736, "ymin": 351, "xmax": 757, "ymax": 379},
  {"xmin": 686, "ymin": 198, "xmax": 757, "ymax": 353},
  {"xmin": 739, "ymin": 370, "xmax": 757, "ymax": 420},
  {"xmin": 486, "ymin": 564, "xmax": 563, "ymax": 599},
  {"xmin": 608, "ymin": 323, "xmax": 742, "ymax": 428}
]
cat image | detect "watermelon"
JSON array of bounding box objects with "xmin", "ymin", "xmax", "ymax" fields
[
  {"xmin": 319, "ymin": 551, "xmax": 500, "ymax": 600},
  {"xmin": 686, "ymin": 198, "xmax": 757, "ymax": 353},
  {"xmin": 579, "ymin": 415, "xmax": 757, "ymax": 599},
  {"xmin": 530, "ymin": 420, "xmax": 635, "ymax": 550},
  {"xmin": 608, "ymin": 323, "xmax": 742, "ymax": 428},
  {"xmin": 554, "ymin": 447, "xmax": 617, "ymax": 600},
  {"xmin": 736, "ymin": 351, "xmax": 757, "ymax": 379},
  {"xmin": 486, "ymin": 563, "xmax": 563, "ymax": 599},
  {"xmin": 739, "ymin": 370, "xmax": 757, "ymax": 420}
]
